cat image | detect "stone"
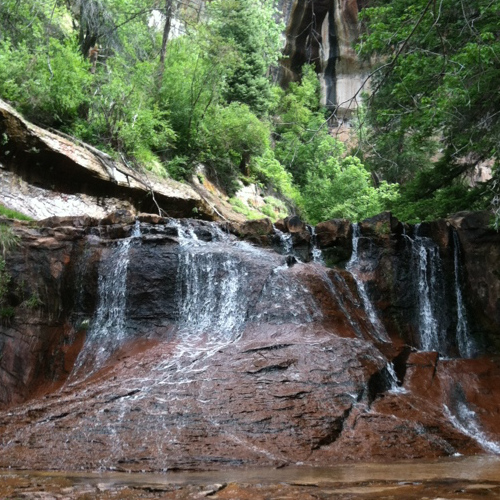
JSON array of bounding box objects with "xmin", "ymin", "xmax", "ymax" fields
[
  {"xmin": 99, "ymin": 210, "xmax": 135, "ymax": 226},
  {"xmin": 314, "ymin": 218, "xmax": 352, "ymax": 266},
  {"xmin": 284, "ymin": 215, "xmax": 305, "ymax": 233},
  {"xmin": 448, "ymin": 211, "xmax": 500, "ymax": 351},
  {"xmin": 234, "ymin": 218, "xmax": 274, "ymax": 245},
  {"xmin": 0, "ymin": 98, "xmax": 232, "ymax": 221},
  {"xmin": 0, "ymin": 214, "xmax": 499, "ymax": 472}
]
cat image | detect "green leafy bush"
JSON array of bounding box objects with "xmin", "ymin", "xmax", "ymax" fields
[
  {"xmin": 301, "ymin": 144, "xmax": 400, "ymax": 224},
  {"xmin": 0, "ymin": 38, "xmax": 91, "ymax": 127}
]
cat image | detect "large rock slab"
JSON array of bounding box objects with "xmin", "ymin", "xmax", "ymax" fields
[
  {"xmin": 0, "ymin": 214, "xmax": 499, "ymax": 471},
  {"xmin": 0, "ymin": 99, "xmax": 217, "ymax": 220}
]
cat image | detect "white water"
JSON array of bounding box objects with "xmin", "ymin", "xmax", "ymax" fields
[
  {"xmin": 386, "ymin": 362, "xmax": 407, "ymax": 394},
  {"xmin": 308, "ymin": 225, "xmax": 325, "ymax": 264},
  {"xmin": 346, "ymin": 224, "xmax": 390, "ymax": 342},
  {"xmin": 177, "ymin": 249, "xmax": 247, "ymax": 338},
  {"xmin": 250, "ymin": 265, "xmax": 322, "ymax": 325},
  {"xmin": 413, "ymin": 225, "xmax": 447, "ymax": 354},
  {"xmin": 444, "ymin": 403, "xmax": 500, "ymax": 454},
  {"xmin": 453, "ymin": 231, "xmax": 475, "ymax": 358},
  {"xmin": 273, "ymin": 226, "xmax": 295, "ymax": 257},
  {"xmin": 72, "ymin": 221, "xmax": 142, "ymax": 375}
]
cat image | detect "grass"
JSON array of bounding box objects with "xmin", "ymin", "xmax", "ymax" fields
[{"xmin": 0, "ymin": 204, "xmax": 32, "ymax": 221}]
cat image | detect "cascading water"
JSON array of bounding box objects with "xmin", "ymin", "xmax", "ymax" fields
[
  {"xmin": 346, "ymin": 224, "xmax": 389, "ymax": 342},
  {"xmin": 444, "ymin": 402, "xmax": 500, "ymax": 454},
  {"xmin": 453, "ymin": 231, "xmax": 475, "ymax": 358},
  {"xmin": 412, "ymin": 224, "xmax": 448, "ymax": 354},
  {"xmin": 273, "ymin": 226, "xmax": 295, "ymax": 258},
  {"xmin": 177, "ymin": 249, "xmax": 247, "ymax": 339},
  {"xmin": 250, "ymin": 265, "xmax": 322, "ymax": 325},
  {"xmin": 72, "ymin": 221, "xmax": 142, "ymax": 376},
  {"xmin": 386, "ymin": 362, "xmax": 406, "ymax": 394},
  {"xmin": 308, "ymin": 225, "xmax": 324, "ymax": 264}
]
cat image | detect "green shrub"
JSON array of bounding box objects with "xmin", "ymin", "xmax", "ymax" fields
[{"xmin": 0, "ymin": 224, "xmax": 20, "ymax": 257}]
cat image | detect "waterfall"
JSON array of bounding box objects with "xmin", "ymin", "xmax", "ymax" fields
[
  {"xmin": 453, "ymin": 231, "xmax": 475, "ymax": 358},
  {"xmin": 273, "ymin": 226, "xmax": 295, "ymax": 257},
  {"xmin": 412, "ymin": 225, "xmax": 448, "ymax": 354},
  {"xmin": 346, "ymin": 224, "xmax": 389, "ymax": 342},
  {"xmin": 177, "ymin": 249, "xmax": 247, "ymax": 340},
  {"xmin": 308, "ymin": 225, "xmax": 324, "ymax": 264},
  {"xmin": 444, "ymin": 402, "xmax": 500, "ymax": 454},
  {"xmin": 250, "ymin": 265, "xmax": 322, "ymax": 325},
  {"xmin": 386, "ymin": 362, "xmax": 407, "ymax": 394},
  {"xmin": 73, "ymin": 221, "xmax": 142, "ymax": 375}
]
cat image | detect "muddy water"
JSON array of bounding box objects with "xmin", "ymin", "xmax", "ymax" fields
[{"xmin": 1, "ymin": 455, "xmax": 500, "ymax": 499}]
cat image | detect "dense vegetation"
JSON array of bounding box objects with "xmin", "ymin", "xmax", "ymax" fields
[
  {"xmin": 0, "ymin": 0, "xmax": 497, "ymax": 224},
  {"xmin": 356, "ymin": 0, "xmax": 499, "ymax": 224}
]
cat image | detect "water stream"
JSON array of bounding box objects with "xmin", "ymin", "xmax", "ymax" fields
[
  {"xmin": 346, "ymin": 224, "xmax": 390, "ymax": 342},
  {"xmin": 72, "ymin": 221, "xmax": 142, "ymax": 376},
  {"xmin": 444, "ymin": 402, "xmax": 500, "ymax": 454},
  {"xmin": 412, "ymin": 224, "xmax": 448, "ymax": 353},
  {"xmin": 453, "ymin": 231, "xmax": 475, "ymax": 358}
]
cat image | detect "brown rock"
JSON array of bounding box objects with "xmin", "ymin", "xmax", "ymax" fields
[
  {"xmin": 99, "ymin": 210, "xmax": 135, "ymax": 225},
  {"xmin": 314, "ymin": 219, "xmax": 352, "ymax": 266},
  {"xmin": 284, "ymin": 215, "xmax": 305, "ymax": 233},
  {"xmin": 0, "ymin": 213, "xmax": 499, "ymax": 472}
]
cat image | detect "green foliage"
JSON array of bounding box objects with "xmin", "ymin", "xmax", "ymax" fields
[
  {"xmin": 0, "ymin": 224, "xmax": 20, "ymax": 257},
  {"xmin": 357, "ymin": 0, "xmax": 500, "ymax": 221},
  {"xmin": 25, "ymin": 292, "xmax": 43, "ymax": 309},
  {"xmin": 0, "ymin": 38, "xmax": 91, "ymax": 126},
  {"xmin": 0, "ymin": 258, "xmax": 10, "ymax": 304},
  {"xmin": 250, "ymin": 151, "xmax": 301, "ymax": 203},
  {"xmin": 158, "ymin": 34, "xmax": 234, "ymax": 157},
  {"xmin": 198, "ymin": 103, "xmax": 271, "ymax": 193},
  {"xmin": 273, "ymin": 65, "xmax": 326, "ymax": 187},
  {"xmin": 209, "ymin": 0, "xmax": 284, "ymax": 115},
  {"xmin": 72, "ymin": 56, "xmax": 175, "ymax": 170},
  {"xmin": 261, "ymin": 196, "xmax": 288, "ymax": 220},
  {"xmin": 229, "ymin": 197, "xmax": 263, "ymax": 219},
  {"xmin": 0, "ymin": 204, "xmax": 32, "ymax": 221},
  {"xmin": 301, "ymin": 143, "xmax": 400, "ymax": 224},
  {"xmin": 0, "ymin": 0, "xmax": 410, "ymax": 225}
]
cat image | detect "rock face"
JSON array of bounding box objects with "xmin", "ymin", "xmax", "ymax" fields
[
  {"xmin": 0, "ymin": 211, "xmax": 499, "ymax": 471},
  {"xmin": 0, "ymin": 99, "xmax": 223, "ymax": 221},
  {"xmin": 279, "ymin": 0, "xmax": 369, "ymax": 114}
]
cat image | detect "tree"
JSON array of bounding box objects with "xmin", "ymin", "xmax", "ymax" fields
[
  {"xmin": 209, "ymin": 0, "xmax": 283, "ymax": 115},
  {"xmin": 357, "ymin": 0, "xmax": 500, "ymax": 221},
  {"xmin": 301, "ymin": 140, "xmax": 399, "ymax": 224}
]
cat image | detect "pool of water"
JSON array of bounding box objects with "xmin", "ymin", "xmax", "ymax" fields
[{"xmin": 1, "ymin": 455, "xmax": 500, "ymax": 498}]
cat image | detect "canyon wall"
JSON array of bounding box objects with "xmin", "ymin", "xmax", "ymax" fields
[{"xmin": 279, "ymin": 0, "xmax": 368, "ymax": 115}]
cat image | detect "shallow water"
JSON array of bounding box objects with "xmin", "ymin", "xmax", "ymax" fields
[{"xmin": 1, "ymin": 455, "xmax": 500, "ymax": 499}]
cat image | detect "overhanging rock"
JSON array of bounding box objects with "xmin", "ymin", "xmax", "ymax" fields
[{"xmin": 0, "ymin": 99, "xmax": 218, "ymax": 220}]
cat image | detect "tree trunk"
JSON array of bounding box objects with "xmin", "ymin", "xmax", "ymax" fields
[{"xmin": 158, "ymin": 0, "xmax": 174, "ymax": 84}]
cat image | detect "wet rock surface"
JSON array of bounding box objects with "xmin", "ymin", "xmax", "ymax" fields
[{"xmin": 0, "ymin": 212, "xmax": 499, "ymax": 472}]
